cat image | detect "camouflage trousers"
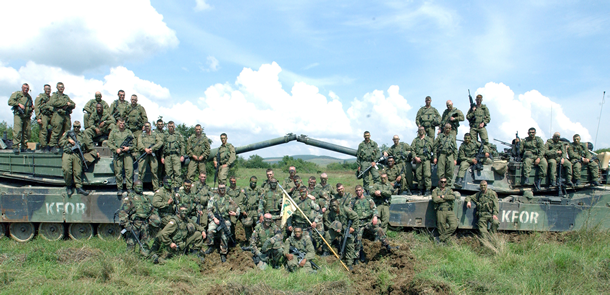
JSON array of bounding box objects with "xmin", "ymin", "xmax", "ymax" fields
[
  {"xmin": 37, "ymin": 115, "xmax": 51, "ymax": 148},
  {"xmin": 325, "ymin": 227, "xmax": 356, "ymax": 266},
  {"xmin": 84, "ymin": 124, "xmax": 115, "ymax": 142},
  {"xmin": 360, "ymin": 163, "xmax": 380, "ymax": 192},
  {"xmin": 476, "ymin": 213, "xmax": 499, "ymax": 235},
  {"xmin": 457, "ymin": 158, "xmax": 492, "ymax": 178},
  {"xmin": 62, "ymin": 152, "xmax": 83, "ymax": 188},
  {"xmin": 548, "ymin": 158, "xmax": 572, "ymax": 182},
  {"xmin": 218, "ymin": 164, "xmax": 229, "ymax": 185},
  {"xmin": 286, "ymin": 255, "xmax": 316, "ymax": 273},
  {"xmin": 187, "ymin": 159, "xmax": 207, "ymax": 182},
  {"xmin": 376, "ymin": 203, "xmax": 390, "ymax": 232},
  {"xmin": 154, "ymin": 231, "xmax": 206, "ymax": 260},
  {"xmin": 164, "ymin": 154, "xmax": 182, "ymax": 189},
  {"xmin": 572, "ymin": 160, "xmax": 599, "ymax": 181},
  {"xmin": 436, "ymin": 209, "xmax": 458, "ymax": 242},
  {"xmin": 207, "ymin": 219, "xmax": 232, "ymax": 254},
  {"xmin": 523, "ymin": 157, "xmax": 547, "ymax": 179},
  {"xmin": 125, "ymin": 220, "xmax": 152, "ymax": 256},
  {"xmin": 424, "ymin": 126, "xmax": 436, "ymax": 141},
  {"xmin": 139, "ymin": 154, "xmax": 159, "ymax": 191},
  {"xmin": 114, "ymin": 154, "xmax": 134, "ymax": 190},
  {"xmin": 49, "ymin": 113, "xmax": 70, "ymax": 147},
  {"xmin": 355, "ymin": 221, "xmax": 389, "ymax": 250},
  {"xmin": 12, "ymin": 115, "xmax": 31, "ymax": 149},
  {"xmin": 436, "ymin": 154, "xmax": 455, "ymax": 185},
  {"xmin": 469, "ymin": 126, "xmax": 488, "ymax": 145},
  {"xmin": 415, "ymin": 160, "xmax": 432, "ymax": 190}
]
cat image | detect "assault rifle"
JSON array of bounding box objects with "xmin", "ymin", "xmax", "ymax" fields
[
  {"xmin": 113, "ymin": 135, "xmax": 134, "ymax": 162},
  {"xmin": 67, "ymin": 131, "xmax": 88, "ymax": 170},
  {"xmin": 135, "ymin": 143, "xmax": 155, "ymax": 163},
  {"xmin": 289, "ymin": 246, "xmax": 319, "ymax": 270},
  {"xmin": 467, "ymin": 89, "xmax": 475, "ymax": 125},
  {"xmin": 514, "ymin": 132, "xmax": 522, "ymax": 162},
  {"xmin": 473, "ymin": 142, "xmax": 486, "ymax": 171},
  {"xmin": 339, "ymin": 220, "xmax": 353, "ymax": 259},
  {"xmin": 357, "ymin": 156, "xmax": 386, "ymax": 179},
  {"xmin": 213, "ymin": 201, "xmax": 236, "ymax": 245},
  {"xmin": 121, "ymin": 226, "xmax": 146, "ymax": 253}
]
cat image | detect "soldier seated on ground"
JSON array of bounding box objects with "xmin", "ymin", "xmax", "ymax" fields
[
  {"xmin": 150, "ymin": 205, "xmax": 207, "ymax": 264},
  {"xmin": 248, "ymin": 213, "xmax": 283, "ymax": 270},
  {"xmin": 283, "ymin": 227, "xmax": 317, "ymax": 273},
  {"xmin": 118, "ymin": 180, "xmax": 160, "ymax": 257}
]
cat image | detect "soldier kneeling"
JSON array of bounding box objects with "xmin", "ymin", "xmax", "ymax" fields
[
  {"xmin": 284, "ymin": 227, "xmax": 317, "ymax": 273},
  {"xmin": 247, "ymin": 213, "xmax": 283, "ymax": 270},
  {"xmin": 151, "ymin": 205, "xmax": 206, "ymax": 264}
]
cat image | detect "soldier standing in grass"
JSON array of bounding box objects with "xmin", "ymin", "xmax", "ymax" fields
[
  {"xmin": 432, "ymin": 177, "xmax": 458, "ymax": 244},
  {"xmin": 466, "ymin": 180, "xmax": 499, "ymax": 236}
]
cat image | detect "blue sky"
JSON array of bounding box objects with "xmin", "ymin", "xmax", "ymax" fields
[{"xmin": 0, "ymin": 0, "xmax": 608, "ymax": 158}]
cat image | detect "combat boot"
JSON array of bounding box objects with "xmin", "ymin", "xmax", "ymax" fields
[
  {"xmin": 524, "ymin": 177, "xmax": 530, "ymax": 185},
  {"xmin": 205, "ymin": 247, "xmax": 215, "ymax": 254},
  {"xmin": 66, "ymin": 186, "xmax": 74, "ymax": 196},
  {"xmin": 401, "ymin": 189, "xmax": 412, "ymax": 195},
  {"xmin": 455, "ymin": 177, "xmax": 463, "ymax": 186},
  {"xmin": 592, "ymin": 180, "xmax": 601, "ymax": 186},
  {"xmin": 566, "ymin": 180, "xmax": 574, "ymax": 187},
  {"xmin": 221, "ymin": 254, "xmax": 227, "ymax": 263},
  {"xmin": 534, "ymin": 179, "xmax": 542, "ymax": 191},
  {"xmin": 77, "ymin": 187, "xmax": 90, "ymax": 196},
  {"xmin": 359, "ymin": 249, "xmax": 366, "ymax": 263},
  {"xmin": 424, "ymin": 189, "xmax": 431, "ymax": 196},
  {"xmin": 549, "ymin": 179, "xmax": 557, "ymax": 187}
]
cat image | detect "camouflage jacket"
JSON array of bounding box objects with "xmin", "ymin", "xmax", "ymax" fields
[
  {"xmin": 323, "ymin": 206, "xmax": 360, "ymax": 234},
  {"xmin": 465, "ymin": 189, "xmax": 499, "ymax": 216},
  {"xmin": 283, "ymin": 176, "xmax": 296, "ymax": 193},
  {"xmin": 207, "ymin": 194, "xmax": 240, "ymax": 220},
  {"xmin": 109, "ymin": 99, "xmax": 129, "ymax": 120},
  {"xmin": 466, "ymin": 104, "xmax": 490, "ymax": 127},
  {"xmin": 217, "ymin": 143, "xmax": 236, "ymax": 166},
  {"xmin": 431, "ymin": 187, "xmax": 455, "ymax": 211},
  {"xmin": 568, "ymin": 142, "xmax": 592, "ymax": 162},
  {"xmin": 287, "ymin": 196, "xmax": 320, "ymax": 227},
  {"xmin": 258, "ymin": 189, "xmax": 283, "ymax": 216},
  {"xmin": 357, "ymin": 140, "xmax": 381, "ymax": 167},
  {"xmin": 152, "ymin": 187, "xmax": 176, "ymax": 219},
  {"xmin": 83, "ymin": 98, "xmax": 109, "ymax": 114},
  {"xmin": 545, "ymin": 139, "xmax": 568, "ymax": 160},
  {"xmin": 59, "ymin": 130, "xmax": 93, "ymax": 155},
  {"xmin": 283, "ymin": 235, "xmax": 315, "ymax": 261},
  {"xmin": 8, "ymin": 91, "xmax": 34, "ymax": 117},
  {"xmin": 158, "ymin": 215, "xmax": 203, "ymax": 249},
  {"xmin": 416, "ymin": 106, "xmax": 441, "ymax": 128},
  {"xmin": 434, "ymin": 133, "xmax": 457, "ymax": 160},
  {"xmin": 107, "ymin": 128, "xmax": 135, "ymax": 155},
  {"xmin": 440, "ymin": 107, "xmax": 465, "ymax": 131},
  {"xmin": 138, "ymin": 131, "xmax": 163, "ymax": 154},
  {"xmin": 87, "ymin": 111, "xmax": 115, "ymax": 130},
  {"xmin": 119, "ymin": 192, "xmax": 155, "ymax": 225},
  {"xmin": 315, "ymin": 183, "xmax": 337, "ymax": 199},
  {"xmin": 520, "ymin": 136, "xmax": 546, "ymax": 159},
  {"xmin": 386, "ymin": 142, "xmax": 412, "ymax": 165},
  {"xmin": 349, "ymin": 196, "xmax": 378, "ymax": 223},
  {"xmin": 242, "ymin": 186, "xmax": 263, "ymax": 215},
  {"xmin": 50, "ymin": 92, "xmax": 75, "ymax": 116},
  {"xmin": 226, "ymin": 186, "xmax": 245, "ymax": 207},
  {"xmin": 187, "ymin": 134, "xmax": 211, "ymax": 159},
  {"xmin": 124, "ymin": 103, "xmax": 148, "ymax": 131},
  {"xmin": 332, "ymin": 192, "xmax": 354, "ymax": 209},
  {"xmin": 250, "ymin": 222, "xmax": 282, "ymax": 253},
  {"xmin": 193, "ymin": 182, "xmax": 212, "ymax": 200},
  {"xmin": 177, "ymin": 187, "xmax": 197, "ymax": 214},
  {"xmin": 385, "ymin": 164, "xmax": 404, "ymax": 185},
  {"xmin": 163, "ymin": 132, "xmax": 185, "ymax": 156},
  {"xmin": 458, "ymin": 140, "xmax": 488, "ymax": 163},
  {"xmin": 370, "ymin": 181, "xmax": 393, "ymax": 205},
  {"xmin": 411, "ymin": 136, "xmax": 434, "ymax": 161},
  {"xmin": 34, "ymin": 92, "xmax": 52, "ymax": 118}
]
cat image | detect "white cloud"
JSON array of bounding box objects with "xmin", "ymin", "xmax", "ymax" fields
[
  {"xmin": 200, "ymin": 56, "xmax": 220, "ymax": 72},
  {"xmin": 0, "ymin": 0, "xmax": 178, "ymax": 73},
  {"xmin": 194, "ymin": 0, "xmax": 213, "ymax": 11}
]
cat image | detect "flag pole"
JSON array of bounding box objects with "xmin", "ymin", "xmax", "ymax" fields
[{"xmin": 278, "ymin": 184, "xmax": 350, "ymax": 271}]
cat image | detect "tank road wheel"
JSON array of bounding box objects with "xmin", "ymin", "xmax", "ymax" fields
[
  {"xmin": 97, "ymin": 224, "xmax": 121, "ymax": 240},
  {"xmin": 38, "ymin": 223, "xmax": 65, "ymax": 241},
  {"xmin": 68, "ymin": 223, "xmax": 93, "ymax": 240},
  {"xmin": 0, "ymin": 223, "xmax": 5, "ymax": 240},
  {"xmin": 9, "ymin": 222, "xmax": 35, "ymax": 242}
]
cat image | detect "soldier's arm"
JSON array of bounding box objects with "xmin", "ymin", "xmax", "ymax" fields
[
  {"xmin": 305, "ymin": 239, "xmax": 315, "ymax": 261},
  {"xmin": 152, "ymin": 192, "xmax": 169, "ymax": 209},
  {"xmin": 137, "ymin": 134, "xmax": 145, "ymax": 151},
  {"xmin": 158, "ymin": 220, "xmax": 178, "ymax": 247},
  {"xmin": 537, "ymin": 139, "xmax": 546, "ymax": 158},
  {"xmin": 373, "ymin": 142, "xmax": 381, "ymax": 159},
  {"xmin": 484, "ymin": 106, "xmax": 490, "ymax": 124},
  {"xmin": 458, "ymin": 145, "xmax": 467, "ymax": 162},
  {"xmin": 584, "ymin": 145, "xmax": 593, "ymax": 159},
  {"xmin": 249, "ymin": 227, "xmax": 259, "ymax": 249},
  {"xmin": 431, "ymin": 189, "xmax": 442, "ymax": 203},
  {"xmin": 106, "ymin": 131, "xmax": 119, "ymax": 150},
  {"xmin": 34, "ymin": 95, "xmax": 42, "ymax": 117},
  {"xmin": 444, "ymin": 189, "xmax": 455, "ymax": 201},
  {"xmin": 380, "ymin": 185, "xmax": 392, "ymax": 198},
  {"xmin": 140, "ymin": 107, "xmax": 148, "ymax": 125},
  {"xmin": 152, "ymin": 133, "xmax": 164, "ymax": 152},
  {"xmin": 415, "ymin": 109, "xmax": 423, "ymax": 126},
  {"xmin": 456, "ymin": 109, "xmax": 465, "ymax": 122},
  {"xmin": 186, "ymin": 136, "xmax": 194, "ymax": 156},
  {"xmin": 83, "ymin": 100, "xmax": 93, "ymax": 114},
  {"xmin": 179, "ymin": 134, "xmax": 186, "ymax": 155},
  {"xmin": 59, "ymin": 132, "xmax": 69, "ymax": 147},
  {"xmin": 466, "ymin": 107, "xmax": 474, "ymax": 120},
  {"xmin": 492, "ymin": 192, "xmax": 499, "ymax": 215},
  {"xmin": 282, "ymin": 239, "xmax": 291, "ymax": 256},
  {"xmin": 227, "ymin": 144, "xmax": 236, "ymax": 166},
  {"xmin": 348, "ymin": 208, "xmax": 360, "ymax": 229}
]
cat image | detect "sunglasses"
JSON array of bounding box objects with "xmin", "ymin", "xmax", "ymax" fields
[{"xmin": 440, "ymin": 181, "xmax": 447, "ymax": 183}]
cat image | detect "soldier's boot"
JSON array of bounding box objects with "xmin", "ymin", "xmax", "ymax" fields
[
  {"xmin": 455, "ymin": 177, "xmax": 463, "ymax": 187},
  {"xmin": 401, "ymin": 188, "xmax": 412, "ymax": 195},
  {"xmin": 150, "ymin": 240, "xmax": 160, "ymax": 253},
  {"xmin": 151, "ymin": 254, "xmax": 160, "ymax": 264},
  {"xmin": 573, "ymin": 179, "xmax": 581, "ymax": 186},
  {"xmin": 524, "ymin": 177, "xmax": 531, "ymax": 185},
  {"xmin": 116, "ymin": 189, "xmax": 124, "ymax": 199},
  {"xmin": 549, "ymin": 179, "xmax": 557, "ymax": 187},
  {"xmin": 77, "ymin": 187, "xmax": 90, "ymax": 196},
  {"xmin": 566, "ymin": 179, "xmax": 574, "ymax": 187},
  {"xmin": 221, "ymin": 254, "xmax": 227, "ymax": 263},
  {"xmin": 592, "ymin": 180, "xmax": 601, "ymax": 186},
  {"xmin": 534, "ymin": 179, "xmax": 542, "ymax": 191},
  {"xmin": 359, "ymin": 249, "xmax": 366, "ymax": 263},
  {"xmin": 66, "ymin": 186, "xmax": 74, "ymax": 196},
  {"xmin": 424, "ymin": 189, "xmax": 431, "ymax": 196}
]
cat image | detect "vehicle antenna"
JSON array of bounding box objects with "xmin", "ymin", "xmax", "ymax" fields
[{"xmin": 595, "ymin": 91, "xmax": 606, "ymax": 148}]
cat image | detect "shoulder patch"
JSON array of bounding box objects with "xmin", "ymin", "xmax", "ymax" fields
[{"xmin": 124, "ymin": 197, "xmax": 129, "ymax": 201}]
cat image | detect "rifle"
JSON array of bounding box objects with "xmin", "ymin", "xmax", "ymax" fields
[
  {"xmin": 467, "ymin": 89, "xmax": 475, "ymax": 125},
  {"xmin": 473, "ymin": 142, "xmax": 486, "ymax": 171},
  {"xmin": 339, "ymin": 220, "xmax": 353, "ymax": 259},
  {"xmin": 493, "ymin": 138, "xmax": 512, "ymax": 147},
  {"xmin": 113, "ymin": 135, "xmax": 134, "ymax": 162},
  {"xmin": 514, "ymin": 132, "xmax": 522, "ymax": 162},
  {"xmin": 135, "ymin": 143, "xmax": 155, "ymax": 163},
  {"xmin": 357, "ymin": 156, "xmax": 386, "ymax": 179},
  {"xmin": 213, "ymin": 200, "xmax": 236, "ymax": 245},
  {"xmin": 289, "ymin": 246, "xmax": 319, "ymax": 270},
  {"xmin": 121, "ymin": 226, "xmax": 146, "ymax": 253},
  {"xmin": 393, "ymin": 163, "xmax": 406, "ymax": 191},
  {"xmin": 214, "ymin": 151, "xmax": 221, "ymax": 187},
  {"xmin": 67, "ymin": 131, "xmax": 89, "ymax": 170}
]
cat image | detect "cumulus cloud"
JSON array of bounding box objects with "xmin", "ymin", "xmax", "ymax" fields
[
  {"xmin": 0, "ymin": 0, "xmax": 178, "ymax": 73},
  {"xmin": 194, "ymin": 0, "xmax": 213, "ymax": 11},
  {"xmin": 199, "ymin": 56, "xmax": 220, "ymax": 72}
]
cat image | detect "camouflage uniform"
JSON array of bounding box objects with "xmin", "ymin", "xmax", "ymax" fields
[
  {"xmin": 350, "ymin": 196, "xmax": 390, "ymax": 257},
  {"xmin": 466, "ymin": 104, "xmax": 490, "ymax": 144},
  {"xmin": 109, "ymin": 99, "xmax": 129, "ymax": 123},
  {"xmin": 193, "ymin": 182, "xmax": 212, "ymax": 229},
  {"xmin": 83, "ymin": 98, "xmax": 109, "ymax": 129},
  {"xmin": 433, "ymin": 133, "xmax": 457, "ymax": 186},
  {"xmin": 216, "ymin": 143, "xmax": 236, "ymax": 184},
  {"xmin": 34, "ymin": 92, "xmax": 53, "ymax": 149},
  {"xmin": 465, "ymin": 189, "xmax": 499, "ymax": 235},
  {"xmin": 283, "ymin": 176, "xmax": 296, "ymax": 194},
  {"xmin": 226, "ymin": 184, "xmax": 245, "ymax": 237},
  {"xmin": 411, "ymin": 135, "xmax": 434, "ymax": 192},
  {"xmin": 194, "ymin": 181, "xmax": 212, "ymax": 200},
  {"xmin": 357, "ymin": 139, "xmax": 381, "ymax": 191},
  {"xmin": 49, "ymin": 92, "xmax": 75, "ymax": 147},
  {"xmin": 416, "ymin": 106, "xmax": 441, "ymax": 140},
  {"xmin": 385, "ymin": 142, "xmax": 414, "ymax": 190},
  {"xmin": 250, "ymin": 221, "xmax": 283, "ymax": 269},
  {"xmin": 545, "ymin": 139, "xmax": 572, "ymax": 185},
  {"xmin": 457, "ymin": 140, "xmax": 491, "ymax": 178},
  {"xmin": 59, "ymin": 128, "xmax": 94, "ymax": 190},
  {"xmin": 283, "ymin": 234, "xmax": 316, "ymax": 273},
  {"xmin": 242, "ymin": 185, "xmax": 264, "ymax": 241},
  {"xmin": 258, "ymin": 188, "xmax": 283, "ymax": 227},
  {"xmin": 153, "ymin": 127, "xmax": 166, "ymax": 181},
  {"xmin": 440, "ymin": 107, "xmax": 465, "ymax": 138},
  {"xmin": 520, "ymin": 136, "xmax": 548, "ymax": 181},
  {"xmin": 323, "ymin": 205, "xmax": 360, "ymax": 266},
  {"xmin": 156, "ymin": 213, "xmax": 206, "ymax": 259},
  {"xmin": 138, "ymin": 131, "xmax": 163, "ymax": 191},
  {"xmin": 286, "ymin": 195, "xmax": 320, "ymax": 240},
  {"xmin": 125, "ymin": 103, "xmax": 148, "ymax": 151},
  {"xmin": 568, "ymin": 141, "xmax": 599, "ymax": 184},
  {"xmin": 370, "ymin": 180, "xmax": 393, "ymax": 231},
  {"xmin": 152, "ymin": 186, "xmax": 177, "ymax": 226},
  {"xmin": 187, "ymin": 134, "xmax": 211, "ymax": 181},
  {"xmin": 163, "ymin": 131, "xmax": 185, "ymax": 190},
  {"xmin": 386, "ymin": 163, "xmax": 407, "ymax": 194},
  {"xmin": 332, "ymin": 191, "xmax": 354, "ymax": 209},
  {"xmin": 315, "ymin": 182, "xmax": 337, "ymax": 200},
  {"xmin": 431, "ymin": 187, "xmax": 458, "ymax": 243},
  {"xmin": 85, "ymin": 110, "xmax": 116, "ymax": 141},
  {"xmin": 119, "ymin": 190, "xmax": 158, "ymax": 255},
  {"xmin": 206, "ymin": 193, "xmax": 240, "ymax": 255},
  {"xmin": 107, "ymin": 128, "xmax": 135, "ymax": 191}
]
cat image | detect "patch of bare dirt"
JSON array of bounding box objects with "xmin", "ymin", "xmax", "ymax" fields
[{"xmin": 199, "ymin": 246, "xmax": 256, "ymax": 275}]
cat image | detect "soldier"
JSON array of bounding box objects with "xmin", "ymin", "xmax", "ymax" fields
[
  {"xmin": 283, "ymin": 227, "xmax": 316, "ymax": 273},
  {"xmin": 161, "ymin": 121, "xmax": 185, "ymax": 192},
  {"xmin": 517, "ymin": 127, "xmax": 547, "ymax": 190},
  {"xmin": 154, "ymin": 119, "xmax": 166, "ymax": 181},
  {"xmin": 152, "ymin": 177, "xmax": 179, "ymax": 227},
  {"xmin": 206, "ymin": 183, "xmax": 239, "ymax": 262},
  {"xmin": 456, "ymin": 133, "xmax": 491, "ymax": 185},
  {"xmin": 85, "ymin": 103, "xmax": 116, "ymax": 143},
  {"xmin": 258, "ymin": 178, "xmax": 283, "ymax": 226},
  {"xmin": 466, "ymin": 180, "xmax": 499, "ymax": 236},
  {"xmin": 49, "ymin": 82, "xmax": 75, "ymax": 151},
  {"xmin": 192, "ymin": 174, "xmax": 211, "ymax": 230},
  {"xmin": 286, "ymin": 186, "xmax": 320, "ymax": 241},
  {"xmin": 433, "ymin": 124, "xmax": 457, "ymax": 186},
  {"xmin": 8, "ymin": 83, "xmax": 34, "ymax": 152},
  {"xmin": 187, "ymin": 124, "xmax": 211, "ymax": 181},
  {"xmin": 323, "ymin": 199, "xmax": 359, "ymax": 269},
  {"xmin": 108, "ymin": 118, "xmax": 135, "ymax": 195},
  {"xmin": 152, "ymin": 205, "xmax": 207, "ymax": 264},
  {"xmin": 569, "ymin": 134, "xmax": 600, "ymax": 186},
  {"xmin": 383, "ymin": 135, "xmax": 414, "ymax": 192},
  {"xmin": 351, "ymin": 185, "xmax": 393, "ymax": 263},
  {"xmin": 438, "ymin": 100, "xmax": 464, "ymax": 138},
  {"xmin": 307, "ymin": 176, "xmax": 323, "ymax": 201},
  {"xmin": 118, "ymin": 180, "xmax": 159, "ymax": 256},
  {"xmin": 83, "ymin": 91, "xmax": 109, "ymax": 129},
  {"xmin": 213, "ymin": 133, "xmax": 236, "ymax": 185},
  {"xmin": 288, "ymin": 175, "xmax": 304, "ymax": 198},
  {"xmin": 34, "ymin": 84, "xmax": 53, "ymax": 152},
  {"xmin": 125, "ymin": 94, "xmax": 148, "ymax": 150},
  {"xmin": 137, "ymin": 122, "xmax": 163, "ymax": 191},
  {"xmin": 411, "ymin": 126, "xmax": 434, "ymax": 195},
  {"xmin": 193, "ymin": 172, "xmax": 212, "ymax": 199},
  {"xmin": 283, "ymin": 166, "xmax": 298, "ymax": 193},
  {"xmin": 545, "ymin": 132, "xmax": 573, "ymax": 187},
  {"xmin": 307, "ymin": 176, "xmax": 327, "ymax": 252},
  {"xmin": 416, "ymin": 96, "xmax": 441, "ymax": 140},
  {"xmin": 59, "ymin": 121, "xmax": 92, "ymax": 196},
  {"xmin": 332, "ymin": 183, "xmax": 354, "ymax": 208},
  {"xmin": 370, "ymin": 172, "xmax": 393, "ymax": 231},
  {"xmin": 261, "ymin": 168, "xmax": 274, "ymax": 191},
  {"xmin": 242, "ymin": 176, "xmax": 264, "ymax": 241},
  {"xmin": 226, "ymin": 176, "xmax": 245, "ymax": 242},
  {"xmin": 466, "ymin": 94, "xmax": 491, "ymax": 144},
  {"xmin": 109, "ymin": 90, "xmax": 129, "ymax": 122},
  {"xmin": 432, "ymin": 177, "xmax": 458, "ymax": 244},
  {"xmin": 385, "ymin": 157, "xmax": 410, "ymax": 195},
  {"xmin": 177, "ymin": 179, "xmax": 197, "ymax": 215},
  {"xmin": 357, "ymin": 131, "xmax": 381, "ymax": 191},
  {"xmin": 249, "ymin": 213, "xmax": 283, "ymax": 270},
  {"xmin": 316, "ymin": 173, "xmax": 337, "ymax": 199}
]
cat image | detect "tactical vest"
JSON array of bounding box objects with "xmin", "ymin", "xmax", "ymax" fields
[
  {"xmin": 358, "ymin": 141, "xmax": 378, "ymax": 162},
  {"xmin": 218, "ymin": 144, "xmax": 233, "ymax": 164},
  {"xmin": 476, "ymin": 191, "xmax": 496, "ymax": 216},
  {"xmin": 211, "ymin": 196, "xmax": 235, "ymax": 219},
  {"xmin": 189, "ymin": 135, "xmax": 208, "ymax": 156},
  {"xmin": 131, "ymin": 194, "xmax": 154, "ymax": 219},
  {"xmin": 140, "ymin": 132, "xmax": 157, "ymax": 147},
  {"xmin": 262, "ymin": 190, "xmax": 282, "ymax": 214},
  {"xmin": 292, "ymin": 197, "xmax": 314, "ymax": 225},
  {"xmin": 169, "ymin": 216, "xmax": 189, "ymax": 243},
  {"xmin": 437, "ymin": 134, "xmax": 455, "ymax": 154},
  {"xmin": 469, "ymin": 105, "xmax": 488, "ymax": 125},
  {"xmin": 351, "ymin": 197, "xmax": 373, "ymax": 221},
  {"xmin": 413, "ymin": 137, "xmax": 432, "ymax": 160},
  {"xmin": 418, "ymin": 107, "xmax": 438, "ymax": 127},
  {"xmin": 242, "ymin": 189, "xmax": 260, "ymax": 213},
  {"xmin": 164, "ymin": 133, "xmax": 182, "ymax": 154}
]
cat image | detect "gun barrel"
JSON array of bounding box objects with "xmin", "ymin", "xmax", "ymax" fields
[
  {"xmin": 207, "ymin": 133, "xmax": 298, "ymax": 161},
  {"xmin": 296, "ymin": 135, "xmax": 357, "ymax": 157}
]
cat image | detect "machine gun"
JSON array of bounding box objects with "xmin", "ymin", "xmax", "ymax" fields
[
  {"xmin": 494, "ymin": 136, "xmax": 522, "ymax": 162},
  {"xmin": 135, "ymin": 143, "xmax": 155, "ymax": 163},
  {"xmin": 289, "ymin": 246, "xmax": 319, "ymax": 270},
  {"xmin": 339, "ymin": 220, "xmax": 353, "ymax": 259},
  {"xmin": 113, "ymin": 135, "xmax": 134, "ymax": 162},
  {"xmin": 473, "ymin": 142, "xmax": 486, "ymax": 171},
  {"xmin": 357, "ymin": 156, "xmax": 386, "ymax": 179},
  {"xmin": 67, "ymin": 131, "xmax": 88, "ymax": 170},
  {"xmin": 213, "ymin": 201, "xmax": 236, "ymax": 245}
]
